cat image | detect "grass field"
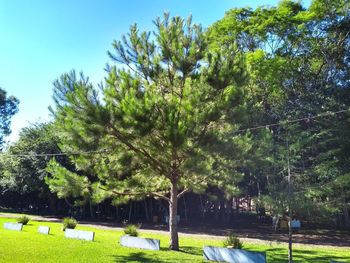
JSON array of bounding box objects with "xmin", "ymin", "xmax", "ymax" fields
[{"xmin": 0, "ymin": 217, "xmax": 349, "ymax": 262}]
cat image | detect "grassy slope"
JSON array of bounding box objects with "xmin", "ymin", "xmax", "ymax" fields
[{"xmin": 0, "ymin": 217, "xmax": 349, "ymax": 263}]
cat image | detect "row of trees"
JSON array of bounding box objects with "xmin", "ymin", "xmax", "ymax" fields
[{"xmin": 0, "ymin": 0, "xmax": 349, "ymax": 255}]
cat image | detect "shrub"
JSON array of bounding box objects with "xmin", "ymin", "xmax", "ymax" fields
[
  {"xmin": 123, "ymin": 224, "xmax": 139, "ymax": 237},
  {"xmin": 16, "ymin": 215, "xmax": 30, "ymax": 225},
  {"xmin": 223, "ymin": 231, "xmax": 243, "ymax": 249},
  {"xmin": 62, "ymin": 217, "xmax": 77, "ymax": 231}
]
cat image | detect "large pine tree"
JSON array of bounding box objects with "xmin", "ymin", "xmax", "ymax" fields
[{"xmin": 48, "ymin": 14, "xmax": 248, "ymax": 250}]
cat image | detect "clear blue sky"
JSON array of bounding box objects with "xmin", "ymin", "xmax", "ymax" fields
[{"xmin": 0, "ymin": 0, "xmax": 311, "ymax": 143}]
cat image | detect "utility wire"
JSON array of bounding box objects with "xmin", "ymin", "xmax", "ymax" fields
[
  {"xmin": 0, "ymin": 108, "xmax": 348, "ymax": 158},
  {"xmin": 0, "ymin": 149, "xmax": 109, "ymax": 158},
  {"xmin": 233, "ymin": 108, "xmax": 349, "ymax": 134}
]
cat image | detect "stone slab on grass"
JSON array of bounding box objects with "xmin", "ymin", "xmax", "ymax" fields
[
  {"xmin": 3, "ymin": 222, "xmax": 23, "ymax": 231},
  {"xmin": 64, "ymin": 228, "xmax": 95, "ymax": 241},
  {"xmin": 203, "ymin": 246, "xmax": 266, "ymax": 263},
  {"xmin": 38, "ymin": 226, "xmax": 50, "ymax": 235},
  {"xmin": 120, "ymin": 235, "xmax": 160, "ymax": 250}
]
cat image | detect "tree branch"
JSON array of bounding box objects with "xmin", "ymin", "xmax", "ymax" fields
[
  {"xmin": 111, "ymin": 189, "xmax": 170, "ymax": 203},
  {"xmin": 108, "ymin": 125, "xmax": 169, "ymax": 178},
  {"xmin": 177, "ymin": 188, "xmax": 189, "ymax": 198},
  {"xmin": 99, "ymin": 185, "xmax": 171, "ymax": 203}
]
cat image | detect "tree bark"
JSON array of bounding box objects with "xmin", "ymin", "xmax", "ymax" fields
[{"xmin": 169, "ymin": 182, "xmax": 179, "ymax": 250}]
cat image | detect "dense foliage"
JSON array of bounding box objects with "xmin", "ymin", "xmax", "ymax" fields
[
  {"xmin": 209, "ymin": 0, "xmax": 350, "ymax": 225},
  {"xmin": 223, "ymin": 231, "xmax": 243, "ymax": 249},
  {"xmin": 16, "ymin": 215, "xmax": 30, "ymax": 225},
  {"xmin": 48, "ymin": 13, "xmax": 248, "ymax": 250},
  {"xmin": 0, "ymin": 123, "xmax": 68, "ymax": 212},
  {"xmin": 62, "ymin": 217, "xmax": 78, "ymax": 231},
  {"xmin": 123, "ymin": 224, "xmax": 139, "ymax": 237}
]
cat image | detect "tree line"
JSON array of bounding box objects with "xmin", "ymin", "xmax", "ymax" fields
[{"xmin": 0, "ymin": 0, "xmax": 349, "ymax": 252}]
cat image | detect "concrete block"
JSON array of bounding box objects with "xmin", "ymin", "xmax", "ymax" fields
[
  {"xmin": 203, "ymin": 246, "xmax": 266, "ymax": 263},
  {"xmin": 64, "ymin": 228, "xmax": 94, "ymax": 241},
  {"xmin": 38, "ymin": 226, "xmax": 50, "ymax": 235},
  {"xmin": 4, "ymin": 222, "xmax": 23, "ymax": 231},
  {"xmin": 120, "ymin": 235, "xmax": 160, "ymax": 250}
]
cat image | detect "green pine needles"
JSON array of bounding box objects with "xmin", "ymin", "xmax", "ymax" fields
[{"xmin": 47, "ymin": 13, "xmax": 248, "ymax": 250}]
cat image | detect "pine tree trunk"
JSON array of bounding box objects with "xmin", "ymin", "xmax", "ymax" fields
[{"xmin": 169, "ymin": 182, "xmax": 179, "ymax": 250}]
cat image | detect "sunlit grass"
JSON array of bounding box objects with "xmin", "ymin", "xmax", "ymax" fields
[{"xmin": 0, "ymin": 217, "xmax": 349, "ymax": 262}]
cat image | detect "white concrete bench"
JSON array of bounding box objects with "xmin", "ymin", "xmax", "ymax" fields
[
  {"xmin": 203, "ymin": 246, "xmax": 266, "ymax": 263},
  {"xmin": 64, "ymin": 229, "xmax": 94, "ymax": 241},
  {"xmin": 38, "ymin": 226, "xmax": 50, "ymax": 234},
  {"xmin": 3, "ymin": 222, "xmax": 23, "ymax": 231},
  {"xmin": 120, "ymin": 235, "xmax": 160, "ymax": 250}
]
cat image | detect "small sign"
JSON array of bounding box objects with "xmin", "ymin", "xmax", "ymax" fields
[{"xmin": 291, "ymin": 220, "xmax": 301, "ymax": 229}]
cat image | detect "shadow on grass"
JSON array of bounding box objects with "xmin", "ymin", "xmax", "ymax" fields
[
  {"xmin": 179, "ymin": 246, "xmax": 202, "ymax": 256},
  {"xmin": 113, "ymin": 247, "xmax": 203, "ymax": 262},
  {"xmin": 160, "ymin": 246, "xmax": 202, "ymax": 256},
  {"xmin": 293, "ymin": 248, "xmax": 350, "ymax": 263},
  {"xmin": 265, "ymin": 247, "xmax": 350, "ymax": 263},
  {"xmin": 113, "ymin": 252, "xmax": 165, "ymax": 262}
]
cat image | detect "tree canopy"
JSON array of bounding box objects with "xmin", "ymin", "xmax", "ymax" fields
[
  {"xmin": 48, "ymin": 13, "xmax": 250, "ymax": 250},
  {"xmin": 209, "ymin": 1, "xmax": 350, "ymax": 260}
]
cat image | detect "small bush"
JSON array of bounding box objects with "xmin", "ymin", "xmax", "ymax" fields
[
  {"xmin": 123, "ymin": 224, "xmax": 139, "ymax": 237},
  {"xmin": 16, "ymin": 215, "xmax": 30, "ymax": 225},
  {"xmin": 223, "ymin": 231, "xmax": 243, "ymax": 249},
  {"xmin": 62, "ymin": 217, "xmax": 77, "ymax": 231}
]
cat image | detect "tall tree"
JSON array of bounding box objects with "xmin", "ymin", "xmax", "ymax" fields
[
  {"xmin": 209, "ymin": 0, "xmax": 350, "ymax": 219},
  {"xmin": 48, "ymin": 14, "xmax": 248, "ymax": 250},
  {"xmin": 0, "ymin": 88, "xmax": 19, "ymax": 149},
  {"xmin": 0, "ymin": 123, "xmax": 65, "ymax": 211},
  {"xmin": 209, "ymin": 0, "xmax": 350, "ymax": 260}
]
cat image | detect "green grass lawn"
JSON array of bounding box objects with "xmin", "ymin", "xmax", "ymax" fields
[{"xmin": 0, "ymin": 217, "xmax": 349, "ymax": 263}]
